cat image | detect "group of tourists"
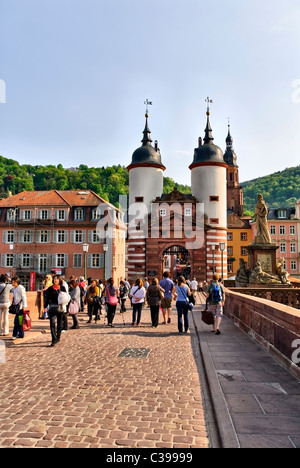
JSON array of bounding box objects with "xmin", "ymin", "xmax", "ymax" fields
[{"xmin": 0, "ymin": 269, "xmax": 225, "ymax": 347}]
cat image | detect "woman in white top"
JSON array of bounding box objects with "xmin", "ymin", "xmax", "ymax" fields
[
  {"xmin": 129, "ymin": 278, "xmax": 146, "ymax": 326},
  {"xmin": 11, "ymin": 276, "xmax": 28, "ymax": 340},
  {"xmin": 0, "ymin": 274, "xmax": 12, "ymax": 336}
]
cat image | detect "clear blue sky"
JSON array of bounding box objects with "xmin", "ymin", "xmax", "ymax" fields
[{"xmin": 0, "ymin": 0, "xmax": 299, "ymax": 185}]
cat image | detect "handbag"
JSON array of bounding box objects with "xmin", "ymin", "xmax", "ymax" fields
[
  {"xmin": 201, "ymin": 309, "xmax": 215, "ymax": 326},
  {"xmin": 107, "ymin": 287, "xmax": 118, "ymax": 306},
  {"xmin": 9, "ymin": 302, "xmax": 21, "ymax": 315},
  {"xmin": 68, "ymin": 300, "xmax": 80, "ymax": 315},
  {"xmin": 22, "ymin": 310, "xmax": 32, "ymax": 331}
]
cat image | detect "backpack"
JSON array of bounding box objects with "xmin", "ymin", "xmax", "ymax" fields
[{"xmin": 210, "ymin": 284, "xmax": 223, "ymax": 303}]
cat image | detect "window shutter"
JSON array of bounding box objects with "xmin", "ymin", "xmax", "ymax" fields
[
  {"xmin": 52, "ymin": 254, "xmax": 57, "ymax": 268},
  {"xmin": 36, "ymin": 231, "xmax": 41, "ymax": 243},
  {"xmin": 82, "ymin": 231, "xmax": 86, "ymax": 243},
  {"xmin": 100, "ymin": 254, "xmax": 104, "ymax": 268},
  {"xmin": 87, "ymin": 254, "xmax": 92, "ymax": 268},
  {"xmin": 2, "ymin": 231, "xmax": 7, "ymax": 243},
  {"xmin": 70, "ymin": 231, "xmax": 75, "ymax": 243},
  {"xmin": 1, "ymin": 254, "xmax": 5, "ymax": 267},
  {"xmin": 64, "ymin": 254, "xmax": 69, "ymax": 268},
  {"xmin": 19, "ymin": 230, "xmax": 24, "ymax": 243},
  {"xmin": 88, "ymin": 230, "xmax": 93, "ymax": 243}
]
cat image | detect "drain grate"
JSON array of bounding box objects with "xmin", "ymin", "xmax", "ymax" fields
[{"xmin": 118, "ymin": 348, "xmax": 151, "ymax": 359}]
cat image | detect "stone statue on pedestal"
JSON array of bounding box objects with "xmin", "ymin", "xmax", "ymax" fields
[
  {"xmin": 249, "ymin": 261, "xmax": 281, "ymax": 285},
  {"xmin": 276, "ymin": 258, "xmax": 291, "ymax": 284},
  {"xmin": 253, "ymin": 194, "xmax": 272, "ymax": 244}
]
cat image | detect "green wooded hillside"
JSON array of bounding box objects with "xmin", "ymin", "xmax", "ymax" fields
[
  {"xmin": 0, "ymin": 156, "xmax": 190, "ymax": 207},
  {"xmin": 241, "ymin": 166, "xmax": 300, "ymax": 213}
]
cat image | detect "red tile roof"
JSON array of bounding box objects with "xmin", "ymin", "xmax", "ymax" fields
[{"xmin": 0, "ymin": 190, "xmax": 118, "ymax": 209}]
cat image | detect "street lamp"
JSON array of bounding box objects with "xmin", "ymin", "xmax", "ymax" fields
[
  {"xmin": 82, "ymin": 243, "xmax": 89, "ymax": 280},
  {"xmin": 219, "ymin": 242, "xmax": 226, "ymax": 280},
  {"xmin": 211, "ymin": 244, "xmax": 216, "ymax": 274},
  {"xmin": 103, "ymin": 243, "xmax": 108, "ymax": 280}
]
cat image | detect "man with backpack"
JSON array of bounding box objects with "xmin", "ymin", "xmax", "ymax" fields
[{"xmin": 207, "ymin": 274, "xmax": 225, "ymax": 335}]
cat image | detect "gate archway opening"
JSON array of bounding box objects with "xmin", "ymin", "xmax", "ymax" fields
[{"xmin": 162, "ymin": 245, "xmax": 191, "ymax": 281}]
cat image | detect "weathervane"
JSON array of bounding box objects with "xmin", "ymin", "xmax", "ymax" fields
[
  {"xmin": 144, "ymin": 99, "xmax": 153, "ymax": 116},
  {"xmin": 205, "ymin": 97, "xmax": 213, "ymax": 113}
]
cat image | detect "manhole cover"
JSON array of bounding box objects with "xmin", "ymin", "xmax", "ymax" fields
[{"xmin": 118, "ymin": 348, "xmax": 151, "ymax": 359}]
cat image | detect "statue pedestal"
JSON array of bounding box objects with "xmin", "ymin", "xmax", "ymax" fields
[{"xmin": 247, "ymin": 243, "xmax": 279, "ymax": 274}]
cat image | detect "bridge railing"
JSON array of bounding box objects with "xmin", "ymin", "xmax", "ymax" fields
[{"xmin": 224, "ymin": 289, "xmax": 300, "ymax": 379}]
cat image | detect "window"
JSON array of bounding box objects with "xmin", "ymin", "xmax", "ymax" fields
[
  {"xmin": 57, "ymin": 254, "xmax": 66, "ymax": 268},
  {"xmin": 75, "ymin": 230, "xmax": 83, "ymax": 243},
  {"xmin": 57, "ymin": 230, "xmax": 67, "ymax": 243},
  {"xmin": 135, "ymin": 197, "xmax": 144, "ymax": 203},
  {"xmin": 88, "ymin": 230, "xmax": 103, "ymax": 243},
  {"xmin": 280, "ymin": 243, "xmax": 286, "ymax": 253},
  {"xmin": 278, "ymin": 210, "xmax": 286, "ymax": 219},
  {"xmin": 22, "ymin": 210, "xmax": 33, "ymax": 220},
  {"xmin": 40, "ymin": 231, "xmax": 50, "ymax": 243},
  {"xmin": 57, "ymin": 210, "xmax": 66, "ymax": 221},
  {"xmin": 74, "ymin": 208, "xmax": 84, "ymax": 221},
  {"xmin": 291, "ymin": 261, "xmax": 297, "ymax": 271},
  {"xmin": 7, "ymin": 209, "xmax": 16, "ymax": 221},
  {"xmin": 22, "ymin": 254, "xmax": 31, "ymax": 268},
  {"xmin": 227, "ymin": 246, "xmax": 233, "ymax": 256},
  {"xmin": 39, "ymin": 254, "xmax": 48, "ymax": 273},
  {"xmin": 19, "ymin": 230, "xmax": 33, "ymax": 243},
  {"xmin": 71, "ymin": 230, "xmax": 86, "ymax": 243},
  {"xmin": 209, "ymin": 196, "xmax": 219, "ymax": 202},
  {"xmin": 290, "ymin": 243, "xmax": 296, "ymax": 253},
  {"xmin": 290, "ymin": 225, "xmax": 296, "ymax": 235},
  {"xmin": 210, "ymin": 218, "xmax": 219, "ymax": 225},
  {"xmin": 3, "ymin": 230, "xmax": 16, "ymax": 243},
  {"xmin": 241, "ymin": 233, "xmax": 248, "ymax": 241},
  {"xmin": 39, "ymin": 210, "xmax": 50, "ymax": 220},
  {"xmin": 88, "ymin": 254, "xmax": 104, "ymax": 268},
  {"xmin": 73, "ymin": 254, "xmax": 82, "ymax": 269},
  {"xmin": 227, "ymin": 232, "xmax": 233, "ymax": 241},
  {"xmin": 92, "ymin": 208, "xmax": 101, "ymax": 220},
  {"xmin": 5, "ymin": 254, "xmax": 14, "ymax": 267},
  {"xmin": 185, "ymin": 208, "xmax": 192, "ymax": 217},
  {"xmin": 160, "ymin": 209, "xmax": 167, "ymax": 217},
  {"xmin": 270, "ymin": 225, "xmax": 276, "ymax": 235},
  {"xmin": 241, "ymin": 247, "xmax": 247, "ymax": 256},
  {"xmin": 279, "ymin": 225, "xmax": 285, "ymax": 235}
]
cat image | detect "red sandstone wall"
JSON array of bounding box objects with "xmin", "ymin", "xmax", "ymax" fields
[{"xmin": 224, "ymin": 289, "xmax": 300, "ymax": 378}]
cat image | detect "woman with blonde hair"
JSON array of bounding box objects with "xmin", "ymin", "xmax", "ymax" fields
[
  {"xmin": 129, "ymin": 278, "xmax": 146, "ymax": 326},
  {"xmin": 147, "ymin": 278, "xmax": 165, "ymax": 328}
]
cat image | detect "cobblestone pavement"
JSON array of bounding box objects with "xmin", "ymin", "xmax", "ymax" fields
[{"xmin": 0, "ymin": 308, "xmax": 209, "ymax": 449}]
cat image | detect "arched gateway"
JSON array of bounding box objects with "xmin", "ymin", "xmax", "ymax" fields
[{"xmin": 162, "ymin": 245, "xmax": 191, "ymax": 281}]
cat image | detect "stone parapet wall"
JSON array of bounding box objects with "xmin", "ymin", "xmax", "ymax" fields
[{"xmin": 224, "ymin": 289, "xmax": 300, "ymax": 378}]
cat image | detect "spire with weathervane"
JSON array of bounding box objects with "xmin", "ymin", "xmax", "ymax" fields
[{"xmin": 203, "ymin": 97, "xmax": 214, "ymax": 144}]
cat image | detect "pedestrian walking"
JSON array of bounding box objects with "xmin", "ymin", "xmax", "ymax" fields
[
  {"xmin": 173, "ymin": 276, "xmax": 191, "ymax": 334},
  {"xmin": 85, "ymin": 280, "xmax": 100, "ymax": 324},
  {"xmin": 119, "ymin": 280, "xmax": 129, "ymax": 313},
  {"xmin": 0, "ymin": 274, "xmax": 11, "ymax": 336},
  {"xmin": 190, "ymin": 278, "xmax": 198, "ymax": 301},
  {"xmin": 69, "ymin": 280, "xmax": 81, "ymax": 329},
  {"xmin": 129, "ymin": 278, "xmax": 146, "ymax": 326},
  {"xmin": 11, "ymin": 276, "xmax": 28, "ymax": 340},
  {"xmin": 104, "ymin": 278, "xmax": 119, "ymax": 327},
  {"xmin": 147, "ymin": 278, "xmax": 165, "ymax": 328},
  {"xmin": 159, "ymin": 271, "xmax": 174, "ymax": 324},
  {"xmin": 207, "ymin": 274, "xmax": 226, "ymax": 335},
  {"xmin": 44, "ymin": 275, "xmax": 67, "ymax": 347},
  {"xmin": 39, "ymin": 274, "xmax": 53, "ymax": 319}
]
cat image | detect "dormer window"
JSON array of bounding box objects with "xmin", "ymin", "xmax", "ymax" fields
[
  {"xmin": 278, "ymin": 210, "xmax": 287, "ymax": 219},
  {"xmin": 74, "ymin": 208, "xmax": 84, "ymax": 221}
]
